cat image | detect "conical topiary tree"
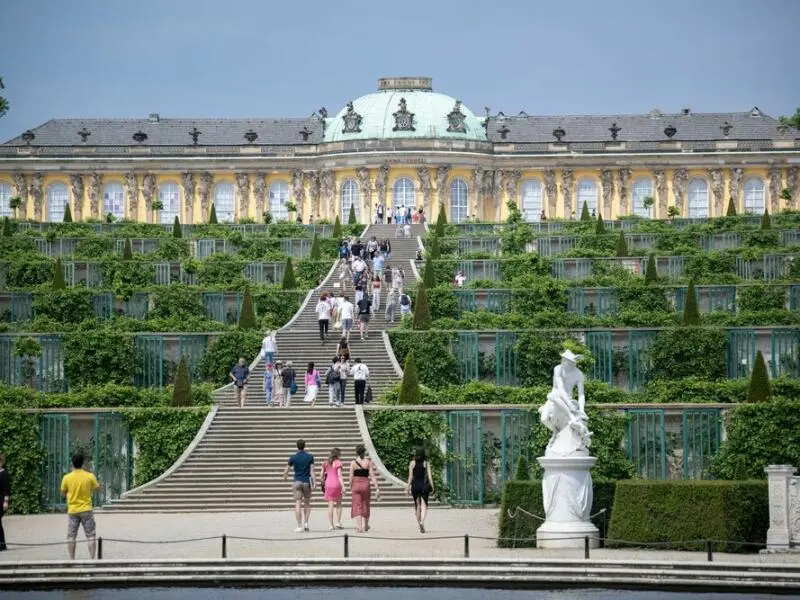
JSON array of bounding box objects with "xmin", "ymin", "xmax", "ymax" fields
[
  {"xmin": 171, "ymin": 356, "xmax": 192, "ymax": 407},
  {"xmin": 122, "ymin": 238, "xmax": 133, "ymax": 261},
  {"xmin": 435, "ymin": 204, "xmax": 447, "ymax": 237},
  {"xmin": 429, "ymin": 234, "xmax": 441, "ymax": 260},
  {"xmin": 412, "ymin": 285, "xmax": 431, "ymax": 330},
  {"xmin": 238, "ymin": 286, "xmax": 257, "ymax": 329},
  {"xmin": 682, "ymin": 280, "xmax": 700, "ymax": 326},
  {"xmin": 209, "ymin": 203, "xmax": 218, "ymax": 224},
  {"xmin": 761, "ymin": 208, "xmax": 772, "ymax": 230},
  {"xmin": 746, "ymin": 350, "xmax": 771, "ymax": 403},
  {"xmin": 310, "ymin": 234, "xmax": 321, "ymax": 260},
  {"xmin": 615, "ymin": 231, "xmax": 628, "ymax": 257},
  {"xmin": 172, "ymin": 216, "xmax": 182, "ymax": 238},
  {"xmin": 594, "ymin": 212, "xmax": 606, "ymax": 235},
  {"xmin": 52, "ymin": 258, "xmax": 67, "ymax": 290},
  {"xmin": 726, "ymin": 197, "xmax": 737, "ymax": 217},
  {"xmin": 2, "ymin": 216, "xmax": 11, "ymax": 237},
  {"xmin": 580, "ymin": 201, "xmax": 591, "ymax": 222},
  {"xmin": 348, "ymin": 203, "xmax": 357, "ymax": 225},
  {"xmin": 63, "ymin": 203, "xmax": 73, "ymax": 223},
  {"xmin": 514, "ymin": 455, "xmax": 531, "ymax": 480},
  {"xmin": 398, "ymin": 351, "xmax": 421, "ymax": 405},
  {"xmin": 281, "ymin": 257, "xmax": 297, "ymax": 290},
  {"xmin": 645, "ymin": 253, "xmax": 658, "ymax": 284},
  {"xmin": 332, "ymin": 215, "xmax": 342, "ymax": 239},
  {"xmin": 422, "ymin": 255, "xmax": 436, "ymax": 289}
]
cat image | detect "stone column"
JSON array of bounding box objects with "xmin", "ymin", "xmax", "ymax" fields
[
  {"xmin": 70, "ymin": 174, "xmax": 85, "ymax": 221},
  {"xmin": 235, "ymin": 173, "xmax": 250, "ymax": 220},
  {"xmin": 141, "ymin": 173, "xmax": 157, "ymax": 223},
  {"xmin": 87, "ymin": 173, "xmax": 101, "ymax": 219},
  {"xmin": 504, "ymin": 169, "xmax": 522, "ymax": 210},
  {"xmin": 653, "ymin": 169, "xmax": 667, "ymax": 219},
  {"xmin": 787, "ymin": 167, "xmax": 799, "ymax": 209},
  {"xmin": 253, "ymin": 173, "xmax": 267, "ymax": 218},
  {"xmin": 29, "ymin": 173, "xmax": 43, "ymax": 221},
  {"xmin": 600, "ymin": 169, "xmax": 614, "ymax": 219},
  {"xmin": 375, "ymin": 162, "xmax": 389, "ymax": 209},
  {"xmin": 355, "ymin": 167, "xmax": 372, "ymax": 222},
  {"xmin": 198, "ymin": 172, "xmax": 213, "ymax": 222},
  {"xmin": 491, "ymin": 170, "xmax": 503, "ymax": 222},
  {"xmin": 11, "ymin": 173, "xmax": 27, "ymax": 219},
  {"xmin": 291, "ymin": 170, "xmax": 305, "ymax": 218},
  {"xmin": 560, "ymin": 168, "xmax": 574, "ymax": 218},
  {"xmin": 471, "ymin": 167, "xmax": 484, "ymax": 220},
  {"xmin": 729, "ymin": 167, "xmax": 744, "ymax": 213},
  {"xmin": 181, "ymin": 172, "xmax": 196, "ymax": 224},
  {"xmin": 708, "ymin": 167, "xmax": 724, "ymax": 216},
  {"xmin": 617, "ymin": 168, "xmax": 630, "ymax": 216},
  {"xmin": 416, "ymin": 167, "xmax": 433, "ymax": 218},
  {"xmin": 320, "ymin": 170, "xmax": 335, "ymax": 220},
  {"xmin": 435, "ymin": 165, "xmax": 450, "ymax": 218},
  {"xmin": 768, "ymin": 166, "xmax": 782, "ymax": 213},
  {"xmin": 544, "ymin": 169, "xmax": 557, "ymax": 217},
  {"xmin": 672, "ymin": 168, "xmax": 688, "ymax": 214},
  {"xmin": 124, "ymin": 173, "xmax": 139, "ymax": 221},
  {"xmin": 305, "ymin": 171, "xmax": 320, "ymax": 221},
  {"xmin": 765, "ymin": 465, "xmax": 797, "ymax": 550}
]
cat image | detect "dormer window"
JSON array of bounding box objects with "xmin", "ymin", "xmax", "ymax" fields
[
  {"xmin": 720, "ymin": 121, "xmax": 733, "ymax": 137},
  {"xmin": 244, "ymin": 129, "xmax": 258, "ymax": 143},
  {"xmin": 552, "ymin": 127, "xmax": 565, "ymax": 142},
  {"xmin": 609, "ymin": 122, "xmax": 621, "ymax": 141},
  {"xmin": 21, "ymin": 130, "xmax": 35, "ymax": 144},
  {"xmin": 78, "ymin": 128, "xmax": 91, "ymax": 143},
  {"xmin": 663, "ymin": 126, "xmax": 677, "ymax": 138},
  {"xmin": 132, "ymin": 131, "xmax": 148, "ymax": 143},
  {"xmin": 497, "ymin": 124, "xmax": 510, "ymax": 140},
  {"xmin": 299, "ymin": 126, "xmax": 312, "ymax": 141},
  {"xmin": 189, "ymin": 127, "xmax": 201, "ymax": 145},
  {"xmin": 750, "ymin": 107, "xmax": 762, "ymax": 118}
]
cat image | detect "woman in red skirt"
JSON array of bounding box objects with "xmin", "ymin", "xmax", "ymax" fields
[{"xmin": 348, "ymin": 444, "xmax": 380, "ymax": 533}]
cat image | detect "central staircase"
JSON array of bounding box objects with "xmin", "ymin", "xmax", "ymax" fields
[{"xmin": 107, "ymin": 224, "xmax": 426, "ymax": 512}]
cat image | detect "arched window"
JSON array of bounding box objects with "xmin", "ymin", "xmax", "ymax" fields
[
  {"xmin": 102, "ymin": 183, "xmax": 125, "ymax": 221},
  {"xmin": 577, "ymin": 179, "xmax": 598, "ymax": 215},
  {"xmin": 158, "ymin": 182, "xmax": 180, "ymax": 224},
  {"xmin": 743, "ymin": 177, "xmax": 765, "ymax": 214},
  {"xmin": 392, "ymin": 177, "xmax": 415, "ymax": 211},
  {"xmin": 47, "ymin": 182, "xmax": 69, "ymax": 223},
  {"xmin": 0, "ymin": 182, "xmax": 12, "ymax": 218},
  {"xmin": 214, "ymin": 182, "xmax": 235, "ymax": 222},
  {"xmin": 340, "ymin": 179, "xmax": 360, "ymax": 222},
  {"xmin": 631, "ymin": 178, "xmax": 654, "ymax": 218},
  {"xmin": 450, "ymin": 179, "xmax": 469, "ymax": 224},
  {"xmin": 687, "ymin": 178, "xmax": 709, "ymax": 218},
  {"xmin": 268, "ymin": 181, "xmax": 290, "ymax": 221},
  {"xmin": 520, "ymin": 180, "xmax": 543, "ymax": 222}
]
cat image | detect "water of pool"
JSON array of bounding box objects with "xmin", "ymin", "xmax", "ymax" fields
[{"xmin": 2, "ymin": 589, "xmax": 798, "ymax": 600}]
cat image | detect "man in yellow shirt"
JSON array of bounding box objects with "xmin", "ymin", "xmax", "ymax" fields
[{"xmin": 60, "ymin": 454, "xmax": 100, "ymax": 560}]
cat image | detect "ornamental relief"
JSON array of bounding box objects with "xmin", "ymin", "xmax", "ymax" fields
[
  {"xmin": 124, "ymin": 173, "xmax": 139, "ymax": 216},
  {"xmin": 87, "ymin": 173, "xmax": 101, "ymax": 218},
  {"xmin": 70, "ymin": 174, "xmax": 84, "ymax": 221},
  {"xmin": 544, "ymin": 169, "xmax": 557, "ymax": 216},
  {"xmin": 436, "ymin": 165, "xmax": 450, "ymax": 207},
  {"xmin": 446, "ymin": 100, "xmax": 466, "ymax": 133},
  {"xmin": 235, "ymin": 173, "xmax": 250, "ymax": 219},
  {"xmin": 392, "ymin": 98, "xmax": 415, "ymax": 132},
  {"xmin": 355, "ymin": 167, "xmax": 372, "ymax": 214},
  {"xmin": 29, "ymin": 173, "xmax": 43, "ymax": 220},
  {"xmin": 341, "ymin": 102, "xmax": 363, "ymax": 134},
  {"xmin": 253, "ymin": 174, "xmax": 267, "ymax": 216}
]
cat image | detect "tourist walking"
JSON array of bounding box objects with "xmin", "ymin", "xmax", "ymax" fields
[
  {"xmin": 357, "ymin": 294, "xmax": 372, "ymax": 340},
  {"xmin": 229, "ymin": 357, "xmax": 250, "ymax": 408},
  {"xmin": 376, "ymin": 202, "xmax": 385, "ymax": 224},
  {"xmin": 371, "ymin": 275, "xmax": 382, "ymax": 312},
  {"xmin": 339, "ymin": 296, "xmax": 355, "ymax": 342},
  {"xmin": 0, "ymin": 453, "xmax": 9, "ymax": 551},
  {"xmin": 303, "ymin": 362, "xmax": 321, "ymax": 406},
  {"xmin": 351, "ymin": 358, "xmax": 370, "ymax": 405},
  {"xmin": 326, "ymin": 356, "xmax": 341, "ymax": 406},
  {"xmin": 385, "ymin": 289, "xmax": 397, "ymax": 323},
  {"xmin": 281, "ymin": 360, "xmax": 297, "ymax": 407},
  {"xmin": 60, "ymin": 453, "xmax": 100, "ymax": 559},
  {"xmin": 406, "ymin": 447, "xmax": 434, "ymax": 533},
  {"xmin": 261, "ymin": 331, "xmax": 277, "ymax": 367},
  {"xmin": 399, "ymin": 291, "xmax": 412, "ymax": 318},
  {"xmin": 338, "ymin": 355, "xmax": 350, "ymax": 406},
  {"xmin": 273, "ymin": 360, "xmax": 285, "ymax": 407},
  {"xmin": 349, "ymin": 444, "xmax": 380, "ymax": 533},
  {"xmin": 315, "ymin": 293, "xmax": 331, "ymax": 344},
  {"xmin": 263, "ymin": 363, "xmax": 275, "ymax": 406},
  {"xmin": 283, "ymin": 439, "xmax": 315, "ymax": 532},
  {"xmin": 320, "ymin": 448, "xmax": 344, "ymax": 530}
]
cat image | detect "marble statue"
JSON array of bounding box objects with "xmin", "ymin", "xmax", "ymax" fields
[{"xmin": 536, "ymin": 349, "xmax": 599, "ymax": 548}]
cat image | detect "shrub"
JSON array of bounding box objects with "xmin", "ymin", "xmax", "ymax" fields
[
  {"xmin": 712, "ymin": 399, "xmax": 800, "ymax": 480},
  {"xmin": 422, "ymin": 256, "xmax": 436, "ymax": 289},
  {"xmin": 595, "ymin": 213, "xmax": 606, "ymax": 234},
  {"xmin": 580, "ymin": 201, "xmax": 591, "ymax": 222},
  {"xmin": 726, "ymin": 197, "xmax": 737, "ymax": 217},
  {"xmin": 435, "ymin": 204, "xmax": 447, "ymax": 236},
  {"xmin": 52, "ymin": 258, "xmax": 67, "ymax": 290},
  {"xmin": 398, "ymin": 351, "xmax": 421, "ymax": 405},
  {"xmin": 348, "ymin": 204, "xmax": 357, "ymax": 225},
  {"xmin": 149, "ymin": 285, "xmax": 204, "ymax": 320},
  {"xmin": 498, "ymin": 480, "xmax": 616, "ymax": 548},
  {"xmin": 171, "ymin": 356, "xmax": 192, "ymax": 407},
  {"xmin": 747, "ymin": 350, "xmax": 771, "ymax": 403},
  {"xmin": 172, "ymin": 216, "xmax": 182, "ymax": 238},
  {"xmin": 606, "ymin": 480, "xmax": 768, "ymax": 552},
  {"xmin": 208, "ymin": 203, "xmax": 218, "ymax": 224},
  {"xmin": 238, "ymin": 285, "xmax": 257, "ymax": 329},
  {"xmin": 282, "ymin": 257, "xmax": 297, "ymax": 289},
  {"xmin": 64, "ymin": 328, "xmax": 136, "ymax": 387},
  {"xmin": 332, "ymin": 215, "xmax": 342, "ymax": 239},
  {"xmin": 310, "ymin": 234, "xmax": 321, "ymax": 260},
  {"xmin": 63, "ymin": 203, "xmax": 73, "ymax": 223},
  {"xmin": 428, "ymin": 235, "xmax": 441, "ymax": 260},
  {"xmin": 761, "ymin": 209, "xmax": 771, "ymax": 230},
  {"xmin": 682, "ymin": 281, "xmax": 700, "ymax": 326},
  {"xmin": 648, "ymin": 327, "xmax": 727, "ymax": 381},
  {"xmin": 0, "ymin": 409, "xmax": 44, "ymax": 514},
  {"xmin": 388, "ymin": 331, "xmax": 461, "ymax": 388},
  {"xmin": 739, "ymin": 284, "xmax": 786, "ymax": 312},
  {"xmin": 122, "ymin": 238, "xmax": 133, "ymax": 260},
  {"xmin": 411, "ymin": 285, "xmax": 431, "ymax": 330},
  {"xmin": 33, "ymin": 288, "xmax": 94, "ymax": 323},
  {"xmin": 513, "ymin": 455, "xmax": 530, "ymax": 480},
  {"xmin": 615, "ymin": 231, "xmax": 628, "ymax": 257},
  {"xmin": 199, "ymin": 330, "xmax": 262, "ymax": 385}
]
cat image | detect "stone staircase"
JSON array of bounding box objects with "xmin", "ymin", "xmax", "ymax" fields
[{"xmin": 106, "ymin": 224, "xmax": 425, "ymax": 512}]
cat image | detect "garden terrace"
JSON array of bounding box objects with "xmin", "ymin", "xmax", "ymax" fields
[{"xmin": 11, "ymin": 221, "xmax": 356, "ymax": 238}]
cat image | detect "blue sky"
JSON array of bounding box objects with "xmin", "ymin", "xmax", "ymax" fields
[{"xmin": 1, "ymin": 0, "xmax": 798, "ymax": 141}]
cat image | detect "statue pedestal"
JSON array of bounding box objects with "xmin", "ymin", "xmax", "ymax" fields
[{"xmin": 536, "ymin": 456, "xmax": 600, "ymax": 549}]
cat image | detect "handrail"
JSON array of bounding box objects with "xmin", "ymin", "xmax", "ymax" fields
[{"xmin": 354, "ymin": 404, "xmax": 407, "ymax": 488}]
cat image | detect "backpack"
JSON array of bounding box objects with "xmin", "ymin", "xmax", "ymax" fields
[
  {"xmin": 326, "ymin": 367, "xmax": 340, "ymax": 385},
  {"xmin": 400, "ymin": 294, "xmax": 410, "ymax": 306}
]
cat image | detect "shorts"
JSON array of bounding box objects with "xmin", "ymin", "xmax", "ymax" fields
[
  {"xmin": 292, "ymin": 481, "xmax": 311, "ymax": 502},
  {"xmin": 67, "ymin": 511, "xmax": 96, "ymax": 539},
  {"xmin": 359, "ymin": 313, "xmax": 371, "ymax": 323},
  {"xmin": 342, "ymin": 318, "xmax": 353, "ymax": 331}
]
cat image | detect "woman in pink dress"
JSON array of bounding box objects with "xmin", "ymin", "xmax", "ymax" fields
[
  {"xmin": 320, "ymin": 447, "xmax": 344, "ymax": 530},
  {"xmin": 349, "ymin": 444, "xmax": 381, "ymax": 533}
]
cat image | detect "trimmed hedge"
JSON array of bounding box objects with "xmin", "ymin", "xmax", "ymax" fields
[
  {"xmin": 0, "ymin": 383, "xmax": 214, "ymax": 408},
  {"xmin": 606, "ymin": 480, "xmax": 768, "ymax": 552},
  {"xmin": 498, "ymin": 480, "xmax": 616, "ymax": 548}
]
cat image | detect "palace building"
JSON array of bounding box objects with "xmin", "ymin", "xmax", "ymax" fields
[{"xmin": 0, "ymin": 76, "xmax": 798, "ymax": 224}]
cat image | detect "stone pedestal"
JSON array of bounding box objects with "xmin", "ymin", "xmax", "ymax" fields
[
  {"xmin": 536, "ymin": 456, "xmax": 600, "ymax": 549},
  {"xmin": 765, "ymin": 464, "xmax": 798, "ymax": 551}
]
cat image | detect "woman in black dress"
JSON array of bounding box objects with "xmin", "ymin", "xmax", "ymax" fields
[
  {"xmin": 0, "ymin": 453, "xmax": 9, "ymax": 551},
  {"xmin": 405, "ymin": 446, "xmax": 434, "ymax": 533}
]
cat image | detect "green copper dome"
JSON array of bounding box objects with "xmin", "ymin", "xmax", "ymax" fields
[{"xmin": 324, "ymin": 77, "xmax": 487, "ymax": 143}]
